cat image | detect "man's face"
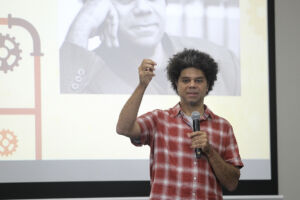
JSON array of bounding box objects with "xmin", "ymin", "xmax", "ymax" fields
[
  {"xmin": 112, "ymin": 0, "xmax": 166, "ymax": 48},
  {"xmin": 177, "ymin": 68, "xmax": 208, "ymax": 107}
]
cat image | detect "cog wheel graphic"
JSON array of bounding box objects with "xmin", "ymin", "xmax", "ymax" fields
[
  {"xmin": 0, "ymin": 33, "xmax": 22, "ymax": 73},
  {"xmin": 0, "ymin": 129, "xmax": 18, "ymax": 156}
]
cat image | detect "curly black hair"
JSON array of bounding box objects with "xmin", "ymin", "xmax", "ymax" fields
[{"xmin": 167, "ymin": 48, "xmax": 218, "ymax": 94}]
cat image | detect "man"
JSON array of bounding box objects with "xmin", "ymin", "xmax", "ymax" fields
[
  {"xmin": 60, "ymin": 0, "xmax": 240, "ymax": 95},
  {"xmin": 116, "ymin": 49, "xmax": 243, "ymax": 200}
]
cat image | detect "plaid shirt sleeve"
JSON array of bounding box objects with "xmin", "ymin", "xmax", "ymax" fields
[
  {"xmin": 223, "ymin": 124, "xmax": 244, "ymax": 168},
  {"xmin": 131, "ymin": 110, "xmax": 158, "ymax": 146}
]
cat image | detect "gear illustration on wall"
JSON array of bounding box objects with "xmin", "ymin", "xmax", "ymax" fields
[
  {"xmin": 0, "ymin": 33, "xmax": 22, "ymax": 73},
  {"xmin": 0, "ymin": 129, "xmax": 18, "ymax": 156}
]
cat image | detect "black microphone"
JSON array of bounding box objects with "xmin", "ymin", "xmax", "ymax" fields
[{"xmin": 191, "ymin": 111, "xmax": 202, "ymax": 159}]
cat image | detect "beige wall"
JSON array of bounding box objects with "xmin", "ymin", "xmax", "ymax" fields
[{"xmin": 276, "ymin": 0, "xmax": 300, "ymax": 199}]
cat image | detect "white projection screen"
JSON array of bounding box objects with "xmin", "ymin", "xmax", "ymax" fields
[{"xmin": 0, "ymin": 0, "xmax": 277, "ymax": 198}]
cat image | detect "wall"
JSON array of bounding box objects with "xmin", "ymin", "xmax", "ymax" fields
[{"xmin": 275, "ymin": 0, "xmax": 300, "ymax": 200}]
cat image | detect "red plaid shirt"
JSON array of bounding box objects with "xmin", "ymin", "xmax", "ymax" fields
[{"xmin": 132, "ymin": 103, "xmax": 243, "ymax": 200}]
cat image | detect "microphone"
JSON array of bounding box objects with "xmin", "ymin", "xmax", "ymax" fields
[{"xmin": 191, "ymin": 111, "xmax": 202, "ymax": 159}]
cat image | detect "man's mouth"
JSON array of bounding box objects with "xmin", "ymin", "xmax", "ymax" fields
[
  {"xmin": 132, "ymin": 23, "xmax": 157, "ymax": 28},
  {"xmin": 131, "ymin": 23, "xmax": 158, "ymax": 34},
  {"xmin": 187, "ymin": 92, "xmax": 199, "ymax": 97}
]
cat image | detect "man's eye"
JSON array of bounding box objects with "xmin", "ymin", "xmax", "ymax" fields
[
  {"xmin": 182, "ymin": 79, "xmax": 189, "ymax": 83},
  {"xmin": 195, "ymin": 79, "xmax": 203, "ymax": 83}
]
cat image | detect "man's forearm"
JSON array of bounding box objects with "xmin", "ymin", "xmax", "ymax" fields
[
  {"xmin": 206, "ymin": 148, "xmax": 240, "ymax": 191},
  {"xmin": 116, "ymin": 84, "xmax": 147, "ymax": 137},
  {"xmin": 66, "ymin": 16, "xmax": 91, "ymax": 49},
  {"xmin": 116, "ymin": 59, "xmax": 156, "ymax": 137}
]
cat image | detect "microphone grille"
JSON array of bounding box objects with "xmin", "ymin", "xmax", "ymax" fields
[{"xmin": 191, "ymin": 111, "xmax": 200, "ymax": 120}]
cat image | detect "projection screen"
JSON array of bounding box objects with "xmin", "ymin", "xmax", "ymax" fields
[{"xmin": 0, "ymin": 0, "xmax": 277, "ymax": 198}]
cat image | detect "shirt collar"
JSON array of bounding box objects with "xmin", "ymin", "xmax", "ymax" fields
[{"xmin": 169, "ymin": 103, "xmax": 215, "ymax": 121}]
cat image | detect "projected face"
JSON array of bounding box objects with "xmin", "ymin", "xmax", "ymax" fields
[
  {"xmin": 177, "ymin": 68, "xmax": 208, "ymax": 106},
  {"xmin": 112, "ymin": 0, "xmax": 167, "ymax": 48}
]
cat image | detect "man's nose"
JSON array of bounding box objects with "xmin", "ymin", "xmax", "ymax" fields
[
  {"xmin": 189, "ymin": 80, "xmax": 196, "ymax": 87},
  {"xmin": 133, "ymin": 0, "xmax": 152, "ymax": 15}
]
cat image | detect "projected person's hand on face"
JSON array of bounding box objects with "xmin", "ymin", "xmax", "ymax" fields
[
  {"xmin": 65, "ymin": 0, "xmax": 119, "ymax": 48},
  {"xmin": 66, "ymin": 0, "xmax": 166, "ymax": 51}
]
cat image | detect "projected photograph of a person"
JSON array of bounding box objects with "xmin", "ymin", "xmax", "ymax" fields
[{"xmin": 60, "ymin": 0, "xmax": 240, "ymax": 95}]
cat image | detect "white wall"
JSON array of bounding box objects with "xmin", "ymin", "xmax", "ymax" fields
[{"xmin": 275, "ymin": 0, "xmax": 300, "ymax": 200}]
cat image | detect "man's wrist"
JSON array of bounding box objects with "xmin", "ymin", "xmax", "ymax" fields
[
  {"xmin": 204, "ymin": 145, "xmax": 214, "ymax": 158},
  {"xmin": 66, "ymin": 16, "xmax": 95, "ymax": 49},
  {"xmin": 137, "ymin": 82, "xmax": 148, "ymax": 90},
  {"xmin": 66, "ymin": 28, "xmax": 90, "ymax": 49}
]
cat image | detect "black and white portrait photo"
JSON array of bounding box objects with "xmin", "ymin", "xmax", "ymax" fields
[{"xmin": 59, "ymin": 0, "xmax": 240, "ymax": 95}]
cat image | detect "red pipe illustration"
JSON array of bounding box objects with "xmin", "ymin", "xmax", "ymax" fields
[{"xmin": 0, "ymin": 14, "xmax": 43, "ymax": 160}]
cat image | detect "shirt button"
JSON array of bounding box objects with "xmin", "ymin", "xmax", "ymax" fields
[
  {"xmin": 192, "ymin": 192, "xmax": 196, "ymax": 196},
  {"xmin": 71, "ymin": 83, "xmax": 79, "ymax": 90},
  {"xmin": 194, "ymin": 161, "xmax": 197, "ymax": 165},
  {"xmin": 194, "ymin": 177, "xmax": 197, "ymax": 180},
  {"xmin": 75, "ymin": 75, "xmax": 82, "ymax": 82},
  {"xmin": 78, "ymin": 68, "xmax": 85, "ymax": 75}
]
